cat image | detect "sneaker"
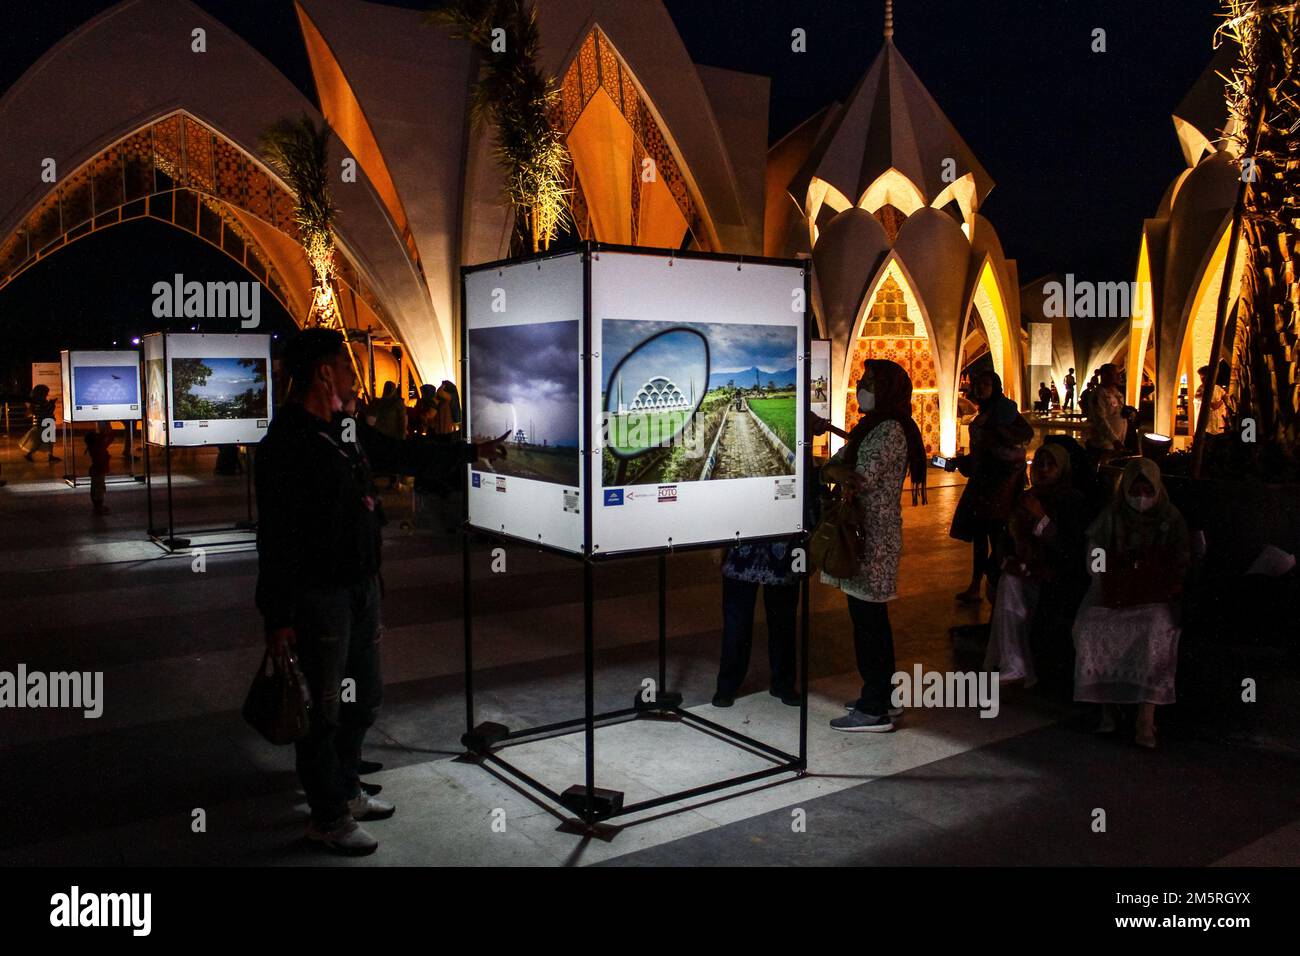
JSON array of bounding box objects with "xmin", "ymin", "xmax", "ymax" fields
[
  {"xmin": 769, "ymin": 689, "xmax": 801, "ymax": 706},
  {"xmin": 830, "ymin": 709, "xmax": 894, "ymax": 733},
  {"xmin": 348, "ymin": 789, "xmax": 396, "ymax": 821},
  {"xmin": 360, "ymin": 781, "xmax": 383, "ymax": 796},
  {"xmin": 306, "ymin": 816, "xmax": 378, "ymax": 855},
  {"xmin": 711, "ymin": 693, "xmax": 735, "ymax": 708},
  {"xmin": 844, "ymin": 701, "xmax": 903, "ymax": 718}
]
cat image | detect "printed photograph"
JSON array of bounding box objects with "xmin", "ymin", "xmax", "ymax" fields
[
  {"xmin": 810, "ymin": 353, "xmax": 830, "ymax": 411},
  {"xmin": 145, "ymin": 358, "xmax": 166, "ymax": 423},
  {"xmin": 171, "ymin": 357, "xmax": 268, "ymax": 421},
  {"xmin": 601, "ymin": 319, "xmax": 797, "ymax": 486},
  {"xmin": 73, "ymin": 364, "xmax": 138, "ymax": 406},
  {"xmin": 468, "ymin": 320, "xmax": 580, "ymax": 486}
]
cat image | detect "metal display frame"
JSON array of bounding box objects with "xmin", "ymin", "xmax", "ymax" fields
[
  {"xmin": 62, "ymin": 422, "xmax": 143, "ymax": 489},
  {"xmin": 458, "ymin": 241, "xmax": 813, "ymax": 832},
  {"xmin": 142, "ymin": 333, "xmax": 258, "ymax": 553},
  {"xmin": 59, "ymin": 350, "xmax": 145, "ymax": 488}
]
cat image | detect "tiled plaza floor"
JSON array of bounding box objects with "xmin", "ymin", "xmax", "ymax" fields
[{"xmin": 0, "ymin": 435, "xmax": 1295, "ymax": 866}]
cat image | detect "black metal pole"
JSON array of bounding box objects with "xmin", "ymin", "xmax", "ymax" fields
[
  {"xmin": 144, "ymin": 419, "xmax": 153, "ymax": 535},
  {"xmin": 463, "ymin": 523, "xmax": 474, "ymax": 737},
  {"xmin": 164, "ymin": 434, "xmax": 174, "ymax": 548},
  {"xmin": 162, "ymin": 335, "xmax": 175, "ymax": 549},
  {"xmin": 583, "ymin": 557, "xmax": 595, "ymax": 822},
  {"xmin": 799, "ymin": 565, "xmax": 809, "ymax": 771},
  {"xmin": 245, "ymin": 444, "xmax": 253, "ymax": 524},
  {"xmin": 657, "ymin": 552, "xmax": 667, "ymax": 692},
  {"xmin": 799, "ymin": 263, "xmax": 813, "ymax": 771}
]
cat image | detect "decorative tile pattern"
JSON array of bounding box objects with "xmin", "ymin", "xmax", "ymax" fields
[
  {"xmin": 0, "ymin": 110, "xmax": 389, "ymax": 335},
  {"xmin": 556, "ymin": 28, "xmax": 705, "ymax": 250},
  {"xmin": 846, "ymin": 333, "xmax": 941, "ymax": 455},
  {"xmin": 183, "ymin": 117, "xmax": 214, "ymax": 192}
]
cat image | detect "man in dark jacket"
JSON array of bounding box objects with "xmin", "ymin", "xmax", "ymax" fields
[{"xmin": 255, "ymin": 328, "xmax": 504, "ymax": 855}]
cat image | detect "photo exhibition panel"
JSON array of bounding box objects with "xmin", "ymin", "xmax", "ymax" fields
[
  {"xmin": 144, "ymin": 333, "xmax": 272, "ymax": 446},
  {"xmin": 591, "ymin": 251, "xmax": 806, "ymax": 555},
  {"xmin": 465, "ymin": 252, "xmax": 584, "ymax": 554},
  {"xmin": 61, "ymin": 350, "xmax": 142, "ymax": 422}
]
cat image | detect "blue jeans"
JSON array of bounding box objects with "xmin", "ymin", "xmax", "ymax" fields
[{"xmin": 292, "ymin": 575, "xmax": 383, "ymax": 826}]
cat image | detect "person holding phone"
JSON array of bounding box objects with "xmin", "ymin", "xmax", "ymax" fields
[
  {"xmin": 821, "ymin": 359, "xmax": 927, "ymax": 733},
  {"xmin": 947, "ymin": 370, "xmax": 1033, "ymax": 604},
  {"xmin": 255, "ymin": 328, "xmax": 507, "ymax": 855}
]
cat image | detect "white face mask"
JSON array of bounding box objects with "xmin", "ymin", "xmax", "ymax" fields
[
  {"xmin": 857, "ymin": 387, "xmax": 876, "ymax": 412},
  {"xmin": 1126, "ymin": 492, "xmax": 1156, "ymax": 513}
]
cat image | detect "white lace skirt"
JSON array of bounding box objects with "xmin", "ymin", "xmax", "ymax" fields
[{"xmin": 1072, "ymin": 589, "xmax": 1180, "ymax": 704}]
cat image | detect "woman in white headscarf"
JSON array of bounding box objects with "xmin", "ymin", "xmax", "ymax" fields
[{"xmin": 1073, "ymin": 458, "xmax": 1190, "ymax": 748}]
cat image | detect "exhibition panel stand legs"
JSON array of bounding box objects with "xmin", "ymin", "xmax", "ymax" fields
[
  {"xmin": 458, "ymin": 243, "xmax": 814, "ymax": 834},
  {"xmin": 141, "ymin": 331, "xmax": 270, "ymax": 553},
  {"xmin": 62, "ymin": 421, "xmax": 142, "ymax": 488},
  {"xmin": 459, "ymin": 532, "xmax": 810, "ymax": 833},
  {"xmin": 144, "ymin": 434, "xmax": 256, "ymax": 553}
]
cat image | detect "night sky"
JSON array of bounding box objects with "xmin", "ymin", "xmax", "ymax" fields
[{"xmin": 0, "ymin": 0, "xmax": 1223, "ymax": 395}]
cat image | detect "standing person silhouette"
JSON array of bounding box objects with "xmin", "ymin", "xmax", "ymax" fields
[
  {"xmin": 254, "ymin": 328, "xmax": 507, "ymax": 855},
  {"xmin": 821, "ymin": 359, "xmax": 927, "ymax": 733}
]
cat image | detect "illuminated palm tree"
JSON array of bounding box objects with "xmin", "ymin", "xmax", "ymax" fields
[
  {"xmin": 1203, "ymin": 0, "xmax": 1300, "ymax": 475},
  {"xmin": 260, "ymin": 114, "xmax": 367, "ymax": 396},
  {"xmin": 430, "ymin": 0, "xmax": 570, "ymax": 253}
]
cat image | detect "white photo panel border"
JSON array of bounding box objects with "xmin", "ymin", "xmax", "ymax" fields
[
  {"xmin": 463, "ymin": 251, "xmax": 585, "ymax": 555},
  {"xmin": 61, "ymin": 350, "xmax": 143, "ymax": 422}
]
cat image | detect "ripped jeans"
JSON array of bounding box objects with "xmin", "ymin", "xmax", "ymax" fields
[{"xmin": 292, "ymin": 575, "xmax": 383, "ymax": 826}]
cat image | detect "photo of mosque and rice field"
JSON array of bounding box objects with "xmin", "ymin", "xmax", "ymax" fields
[{"xmin": 601, "ymin": 319, "xmax": 798, "ymax": 486}]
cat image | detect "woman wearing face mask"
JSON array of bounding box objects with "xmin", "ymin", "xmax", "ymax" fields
[
  {"xmin": 947, "ymin": 370, "xmax": 1033, "ymax": 604},
  {"xmin": 1072, "ymin": 458, "xmax": 1190, "ymax": 748},
  {"xmin": 821, "ymin": 360, "xmax": 927, "ymax": 733},
  {"xmin": 984, "ymin": 443, "xmax": 1088, "ymax": 688}
]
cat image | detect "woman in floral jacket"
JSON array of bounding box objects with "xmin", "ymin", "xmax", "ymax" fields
[{"xmin": 821, "ymin": 359, "xmax": 927, "ymax": 733}]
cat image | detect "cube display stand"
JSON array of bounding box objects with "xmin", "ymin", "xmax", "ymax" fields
[
  {"xmin": 141, "ymin": 333, "xmax": 263, "ymax": 554},
  {"xmin": 62, "ymin": 422, "xmax": 144, "ymax": 489},
  {"xmin": 459, "ymin": 242, "xmax": 813, "ymax": 833}
]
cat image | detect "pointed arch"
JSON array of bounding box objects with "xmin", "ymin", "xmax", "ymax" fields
[
  {"xmin": 1127, "ymin": 232, "xmax": 1156, "ymax": 406},
  {"xmin": 805, "ymin": 177, "xmax": 853, "ymax": 247},
  {"xmin": 929, "ymin": 172, "xmax": 978, "ymax": 228},
  {"xmin": 0, "ymin": 110, "xmax": 398, "ymax": 345},
  {"xmin": 962, "ymin": 256, "xmax": 1019, "ymax": 407},
  {"xmin": 858, "ymin": 168, "xmax": 925, "ymax": 217},
  {"xmin": 555, "ymin": 27, "xmax": 711, "ymax": 250},
  {"xmin": 837, "ymin": 254, "xmax": 945, "ymax": 456}
]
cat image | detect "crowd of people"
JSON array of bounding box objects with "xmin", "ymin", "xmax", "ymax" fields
[
  {"xmin": 715, "ymin": 360, "xmax": 1191, "ymax": 756},
  {"xmin": 242, "ymin": 328, "xmax": 1193, "ymax": 855}
]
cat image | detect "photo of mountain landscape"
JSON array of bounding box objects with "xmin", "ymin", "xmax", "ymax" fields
[{"xmin": 171, "ymin": 357, "xmax": 267, "ymax": 421}]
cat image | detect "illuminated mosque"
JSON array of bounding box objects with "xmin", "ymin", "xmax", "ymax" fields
[{"xmin": 1, "ymin": 0, "xmax": 1102, "ymax": 454}]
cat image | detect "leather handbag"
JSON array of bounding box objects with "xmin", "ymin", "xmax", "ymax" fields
[
  {"xmin": 242, "ymin": 650, "xmax": 312, "ymax": 745},
  {"xmin": 809, "ymin": 491, "xmax": 865, "ymax": 578}
]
